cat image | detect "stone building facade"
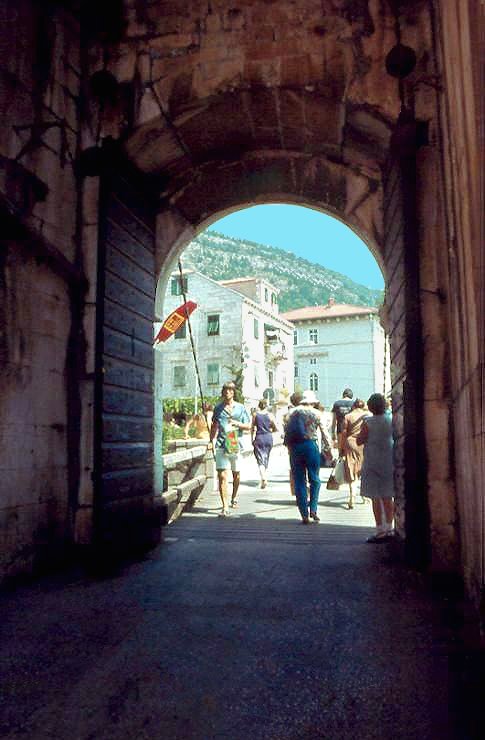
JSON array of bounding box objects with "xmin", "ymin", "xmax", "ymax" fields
[
  {"xmin": 282, "ymin": 302, "xmax": 391, "ymax": 408},
  {"xmin": 156, "ymin": 270, "xmax": 294, "ymax": 407},
  {"xmin": 0, "ymin": 2, "xmax": 482, "ymax": 629}
]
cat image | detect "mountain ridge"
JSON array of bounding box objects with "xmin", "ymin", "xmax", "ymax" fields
[{"xmin": 182, "ymin": 230, "xmax": 384, "ymax": 312}]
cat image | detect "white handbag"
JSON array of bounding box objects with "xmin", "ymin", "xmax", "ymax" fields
[{"xmin": 333, "ymin": 457, "xmax": 346, "ymax": 485}]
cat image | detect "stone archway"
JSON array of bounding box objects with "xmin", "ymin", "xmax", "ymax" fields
[
  {"xmin": 152, "ymin": 192, "xmax": 386, "ymax": 507},
  {"xmin": 3, "ymin": 0, "xmax": 480, "ymax": 606},
  {"xmin": 85, "ymin": 0, "xmax": 420, "ymax": 560},
  {"xmin": 147, "ymin": 143, "xmax": 426, "ymax": 557}
]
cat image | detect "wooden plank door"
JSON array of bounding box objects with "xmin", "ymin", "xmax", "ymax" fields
[{"xmin": 94, "ymin": 161, "xmax": 159, "ymax": 551}]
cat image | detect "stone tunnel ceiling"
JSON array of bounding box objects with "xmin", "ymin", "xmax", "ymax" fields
[{"xmin": 88, "ymin": 0, "xmax": 424, "ymax": 249}]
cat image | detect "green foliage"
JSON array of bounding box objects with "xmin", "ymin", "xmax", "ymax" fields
[
  {"xmin": 162, "ymin": 396, "xmax": 218, "ymax": 453},
  {"xmin": 162, "ymin": 421, "xmax": 185, "ymax": 454},
  {"xmin": 162, "ymin": 396, "xmax": 219, "ymax": 416}
]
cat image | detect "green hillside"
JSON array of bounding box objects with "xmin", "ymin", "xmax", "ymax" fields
[{"xmin": 182, "ymin": 231, "xmax": 383, "ymax": 312}]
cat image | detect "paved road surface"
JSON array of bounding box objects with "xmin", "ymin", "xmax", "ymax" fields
[{"xmin": 0, "ymin": 448, "xmax": 459, "ymax": 739}]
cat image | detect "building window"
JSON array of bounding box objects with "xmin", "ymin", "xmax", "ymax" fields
[
  {"xmin": 310, "ymin": 358, "xmax": 317, "ymax": 365},
  {"xmin": 171, "ymin": 276, "xmax": 188, "ymax": 295},
  {"xmin": 173, "ymin": 365, "xmax": 186, "ymax": 387},
  {"xmin": 207, "ymin": 363, "xmax": 219, "ymax": 385},
  {"xmin": 174, "ymin": 322, "xmax": 186, "ymax": 339},
  {"xmin": 254, "ymin": 369, "xmax": 259, "ymax": 388},
  {"xmin": 294, "ymin": 363, "xmax": 299, "ymax": 378},
  {"xmin": 254, "ymin": 317, "xmax": 259, "ymax": 339},
  {"xmin": 207, "ymin": 314, "xmax": 220, "ymax": 336},
  {"xmin": 264, "ymin": 287, "xmax": 268, "ymax": 302},
  {"xmin": 268, "ymin": 370, "xmax": 274, "ymax": 388},
  {"xmin": 293, "ymin": 330, "xmax": 298, "ymax": 345},
  {"xmin": 310, "ymin": 372, "xmax": 318, "ymax": 391},
  {"xmin": 309, "ymin": 329, "xmax": 318, "ymax": 344},
  {"xmin": 271, "ymin": 293, "xmax": 276, "ymax": 305}
]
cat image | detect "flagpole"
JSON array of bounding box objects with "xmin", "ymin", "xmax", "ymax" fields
[
  {"xmin": 194, "ymin": 333, "xmax": 198, "ymax": 416},
  {"xmin": 177, "ymin": 260, "xmax": 212, "ymax": 441}
]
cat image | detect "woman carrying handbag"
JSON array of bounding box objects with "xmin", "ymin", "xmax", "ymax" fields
[{"xmin": 340, "ymin": 399, "xmax": 368, "ymax": 509}]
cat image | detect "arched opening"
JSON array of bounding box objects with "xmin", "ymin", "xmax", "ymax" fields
[
  {"xmin": 0, "ymin": 0, "xmax": 480, "ymax": 639},
  {"xmin": 5, "ymin": 0, "xmax": 457, "ymax": 588},
  {"xmin": 91, "ymin": 113, "xmax": 435, "ymax": 575},
  {"xmin": 153, "ymin": 202, "xmax": 394, "ymax": 535}
]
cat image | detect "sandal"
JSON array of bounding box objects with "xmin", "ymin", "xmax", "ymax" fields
[
  {"xmin": 218, "ymin": 509, "xmax": 230, "ymax": 517},
  {"xmin": 310, "ymin": 512, "xmax": 320, "ymax": 522},
  {"xmin": 230, "ymin": 499, "xmax": 238, "ymax": 508},
  {"xmin": 366, "ymin": 533, "xmax": 390, "ymax": 543}
]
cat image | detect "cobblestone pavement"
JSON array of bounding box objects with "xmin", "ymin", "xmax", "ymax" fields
[{"xmin": 0, "ymin": 448, "xmax": 461, "ymax": 739}]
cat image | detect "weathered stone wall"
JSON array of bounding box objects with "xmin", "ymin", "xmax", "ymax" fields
[
  {"xmin": 0, "ymin": 2, "xmax": 82, "ymax": 577},
  {"xmin": 0, "ymin": 0, "xmax": 481, "ymax": 618},
  {"xmin": 434, "ymin": 0, "xmax": 483, "ymax": 605},
  {"xmin": 113, "ymin": 0, "xmax": 400, "ymax": 268}
]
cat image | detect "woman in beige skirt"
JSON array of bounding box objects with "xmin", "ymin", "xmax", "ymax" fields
[{"xmin": 341, "ymin": 399, "xmax": 368, "ymax": 509}]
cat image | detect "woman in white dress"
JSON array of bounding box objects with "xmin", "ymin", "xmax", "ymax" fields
[{"xmin": 357, "ymin": 393, "xmax": 394, "ymax": 542}]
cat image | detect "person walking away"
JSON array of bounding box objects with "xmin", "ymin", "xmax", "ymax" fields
[
  {"xmin": 284, "ymin": 390, "xmax": 332, "ymax": 524},
  {"xmin": 251, "ymin": 399, "xmax": 278, "ymax": 488},
  {"xmin": 331, "ymin": 388, "xmax": 354, "ymax": 454},
  {"xmin": 314, "ymin": 402, "xmax": 334, "ymax": 468},
  {"xmin": 341, "ymin": 399, "xmax": 368, "ymax": 509},
  {"xmin": 283, "ymin": 391, "xmax": 303, "ymax": 496},
  {"xmin": 209, "ymin": 382, "xmax": 251, "ymax": 516},
  {"xmin": 184, "ymin": 403, "xmax": 213, "ymax": 440},
  {"xmin": 356, "ymin": 393, "xmax": 394, "ymax": 542}
]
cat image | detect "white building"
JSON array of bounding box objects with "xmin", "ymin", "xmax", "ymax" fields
[
  {"xmin": 281, "ymin": 300, "xmax": 390, "ymax": 408},
  {"xmin": 157, "ymin": 271, "xmax": 294, "ymax": 408}
]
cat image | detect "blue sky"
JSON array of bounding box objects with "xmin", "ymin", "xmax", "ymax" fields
[{"xmin": 207, "ymin": 204, "xmax": 384, "ymax": 290}]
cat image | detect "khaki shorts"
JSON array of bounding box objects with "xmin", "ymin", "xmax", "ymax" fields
[{"xmin": 215, "ymin": 448, "xmax": 243, "ymax": 472}]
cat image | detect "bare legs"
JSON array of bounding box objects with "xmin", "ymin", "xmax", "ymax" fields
[
  {"xmin": 348, "ymin": 480, "xmax": 354, "ymax": 509},
  {"xmin": 368, "ymin": 497, "xmax": 395, "ymax": 541},
  {"xmin": 348, "ymin": 480, "xmax": 367, "ymax": 509},
  {"xmin": 231, "ymin": 471, "xmax": 240, "ymax": 505},
  {"xmin": 217, "ymin": 470, "xmax": 241, "ymax": 514},
  {"xmin": 372, "ymin": 498, "xmax": 383, "ymax": 526},
  {"xmin": 217, "ymin": 470, "xmax": 229, "ymax": 513},
  {"xmin": 382, "ymin": 497, "xmax": 394, "ymax": 528}
]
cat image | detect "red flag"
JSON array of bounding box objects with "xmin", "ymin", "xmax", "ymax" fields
[{"xmin": 153, "ymin": 301, "xmax": 197, "ymax": 345}]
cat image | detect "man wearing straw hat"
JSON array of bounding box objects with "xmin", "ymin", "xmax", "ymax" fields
[{"xmin": 284, "ymin": 389, "xmax": 332, "ymax": 525}]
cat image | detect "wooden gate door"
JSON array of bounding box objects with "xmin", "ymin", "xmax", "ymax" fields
[
  {"xmin": 94, "ymin": 157, "xmax": 160, "ymax": 552},
  {"xmin": 382, "ymin": 112, "xmax": 429, "ymax": 569}
]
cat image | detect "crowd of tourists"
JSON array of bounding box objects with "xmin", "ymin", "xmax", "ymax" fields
[{"xmin": 205, "ymin": 380, "xmax": 394, "ymax": 542}]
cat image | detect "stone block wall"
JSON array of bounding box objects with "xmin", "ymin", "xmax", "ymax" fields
[
  {"xmin": 0, "ymin": 0, "xmax": 480, "ymax": 619},
  {"xmin": 435, "ymin": 0, "xmax": 483, "ymax": 606},
  {"xmin": 0, "ymin": 2, "xmax": 82, "ymax": 578}
]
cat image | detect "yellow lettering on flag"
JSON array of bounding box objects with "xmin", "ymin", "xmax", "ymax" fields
[{"xmin": 164, "ymin": 312, "xmax": 185, "ymax": 333}]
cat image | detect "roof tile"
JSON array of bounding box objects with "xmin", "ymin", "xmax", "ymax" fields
[{"xmin": 281, "ymin": 304, "xmax": 378, "ymax": 321}]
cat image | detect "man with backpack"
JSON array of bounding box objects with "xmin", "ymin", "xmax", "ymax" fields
[{"xmin": 284, "ymin": 390, "xmax": 332, "ymax": 524}]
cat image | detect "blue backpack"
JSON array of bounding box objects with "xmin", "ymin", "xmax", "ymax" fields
[{"xmin": 284, "ymin": 410, "xmax": 307, "ymax": 445}]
